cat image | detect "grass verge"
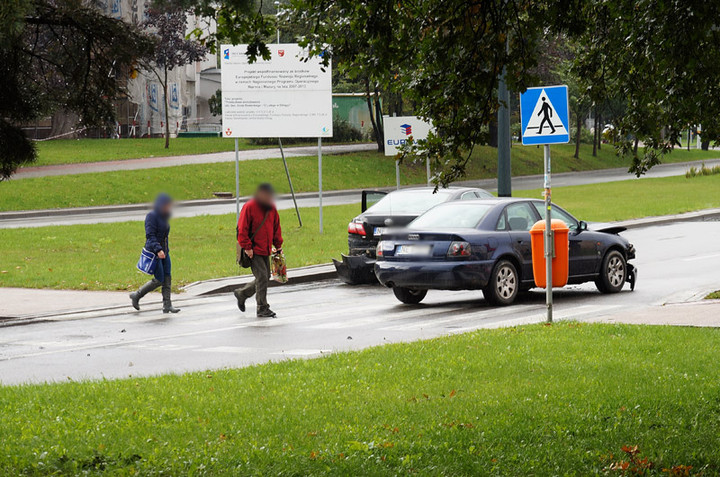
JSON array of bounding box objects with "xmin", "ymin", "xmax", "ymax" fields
[
  {"xmin": 705, "ymin": 291, "xmax": 720, "ymax": 300},
  {"xmin": 33, "ymin": 137, "xmax": 255, "ymax": 166},
  {"xmin": 1, "ymin": 323, "xmax": 719, "ymax": 475},
  {"xmin": 0, "ymin": 203, "xmax": 356, "ymax": 291},
  {"xmin": 2, "ymin": 174, "xmax": 719, "ymax": 291},
  {"xmin": 3, "ymin": 144, "xmax": 717, "ymax": 212}
]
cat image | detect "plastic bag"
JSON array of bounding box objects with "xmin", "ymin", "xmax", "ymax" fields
[{"xmin": 271, "ymin": 249, "xmax": 288, "ymax": 283}]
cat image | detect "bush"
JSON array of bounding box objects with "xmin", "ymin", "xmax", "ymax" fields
[
  {"xmin": 249, "ymin": 117, "xmax": 364, "ymax": 146},
  {"xmin": 686, "ymin": 163, "xmax": 720, "ymax": 178}
]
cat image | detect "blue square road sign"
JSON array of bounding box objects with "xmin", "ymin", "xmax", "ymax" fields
[{"xmin": 520, "ymin": 85, "xmax": 570, "ymax": 145}]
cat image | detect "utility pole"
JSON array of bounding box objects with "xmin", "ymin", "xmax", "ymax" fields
[{"xmin": 497, "ymin": 37, "xmax": 511, "ymax": 197}]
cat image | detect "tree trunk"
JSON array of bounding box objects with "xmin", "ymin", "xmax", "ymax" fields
[
  {"xmin": 49, "ymin": 111, "xmax": 80, "ymax": 139},
  {"xmin": 633, "ymin": 137, "xmax": 639, "ymax": 156},
  {"xmin": 574, "ymin": 111, "xmax": 582, "ymax": 159},
  {"xmin": 365, "ymin": 78, "xmax": 383, "ymax": 152},
  {"xmin": 702, "ymin": 140, "xmax": 710, "ymax": 151},
  {"xmin": 597, "ymin": 114, "xmax": 602, "ymax": 150},
  {"xmin": 164, "ymin": 68, "xmax": 170, "ymax": 149},
  {"xmin": 592, "ymin": 109, "xmax": 598, "ymax": 157}
]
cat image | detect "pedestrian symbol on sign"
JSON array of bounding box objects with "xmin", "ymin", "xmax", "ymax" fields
[{"xmin": 520, "ymin": 85, "xmax": 569, "ymax": 145}]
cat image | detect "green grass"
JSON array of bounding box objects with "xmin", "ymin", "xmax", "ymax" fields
[
  {"xmin": 0, "ymin": 203, "xmax": 355, "ymax": 291},
  {"xmin": 705, "ymin": 291, "xmax": 720, "ymax": 300},
  {"xmin": 2, "ymin": 174, "xmax": 720, "ymax": 292},
  {"xmin": 2, "ymin": 144, "xmax": 717, "ymax": 212},
  {"xmin": 2, "ymin": 323, "xmax": 719, "ymax": 475},
  {"xmin": 32, "ymin": 138, "xmax": 253, "ymax": 166}
]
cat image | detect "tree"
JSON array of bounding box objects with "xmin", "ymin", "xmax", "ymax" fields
[
  {"xmin": 141, "ymin": 7, "xmax": 207, "ymax": 149},
  {"xmin": 572, "ymin": 0, "xmax": 720, "ymax": 175},
  {"xmin": 0, "ymin": 0, "xmax": 151, "ymax": 179}
]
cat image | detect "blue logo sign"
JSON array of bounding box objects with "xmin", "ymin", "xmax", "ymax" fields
[
  {"xmin": 223, "ymin": 49, "xmax": 230, "ymax": 60},
  {"xmin": 519, "ymin": 85, "xmax": 570, "ymax": 145},
  {"xmin": 400, "ymin": 124, "xmax": 412, "ymax": 136}
]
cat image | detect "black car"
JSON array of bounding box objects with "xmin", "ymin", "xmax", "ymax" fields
[
  {"xmin": 333, "ymin": 187, "xmax": 493, "ymax": 284},
  {"xmin": 374, "ymin": 198, "xmax": 636, "ymax": 305}
]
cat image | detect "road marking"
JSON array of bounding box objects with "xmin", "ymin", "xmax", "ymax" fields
[
  {"xmin": 199, "ymin": 346, "xmax": 260, "ymax": 354},
  {"xmin": 683, "ymin": 253, "xmax": 720, "ymax": 262},
  {"xmin": 271, "ymin": 349, "xmax": 333, "ymax": 356}
]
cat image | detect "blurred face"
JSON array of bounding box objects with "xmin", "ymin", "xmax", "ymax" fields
[
  {"xmin": 161, "ymin": 201, "xmax": 173, "ymax": 217},
  {"xmin": 256, "ymin": 189, "xmax": 274, "ymax": 206}
]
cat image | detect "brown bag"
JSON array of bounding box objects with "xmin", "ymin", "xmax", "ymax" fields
[{"xmin": 237, "ymin": 211, "xmax": 270, "ymax": 268}]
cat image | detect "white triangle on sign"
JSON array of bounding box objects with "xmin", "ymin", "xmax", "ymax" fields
[{"xmin": 523, "ymin": 89, "xmax": 568, "ymax": 138}]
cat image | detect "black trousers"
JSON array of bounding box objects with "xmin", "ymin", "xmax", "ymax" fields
[{"xmin": 237, "ymin": 254, "xmax": 271, "ymax": 311}]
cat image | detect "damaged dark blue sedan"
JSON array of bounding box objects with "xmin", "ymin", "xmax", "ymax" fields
[{"xmin": 374, "ymin": 198, "xmax": 636, "ymax": 306}]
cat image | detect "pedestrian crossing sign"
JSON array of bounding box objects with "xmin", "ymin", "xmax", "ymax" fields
[{"xmin": 520, "ymin": 85, "xmax": 570, "ymax": 145}]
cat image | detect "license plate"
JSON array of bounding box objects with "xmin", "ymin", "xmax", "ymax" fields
[
  {"xmin": 396, "ymin": 244, "xmax": 432, "ymax": 256},
  {"xmin": 373, "ymin": 227, "xmax": 386, "ymax": 236}
]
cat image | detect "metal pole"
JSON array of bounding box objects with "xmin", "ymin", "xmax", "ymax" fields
[
  {"xmin": 426, "ymin": 157, "xmax": 431, "ymax": 184},
  {"xmin": 318, "ymin": 137, "xmax": 323, "ymax": 233},
  {"xmin": 544, "ymin": 144, "xmax": 553, "ymax": 323},
  {"xmin": 279, "ymin": 138, "xmax": 302, "ymax": 226},
  {"xmin": 235, "ymin": 138, "xmax": 240, "ymax": 224},
  {"xmin": 274, "ymin": 1, "xmax": 281, "ymax": 43},
  {"xmin": 395, "ymin": 160, "xmax": 400, "ymax": 189},
  {"xmin": 497, "ymin": 37, "xmax": 511, "ymax": 197}
]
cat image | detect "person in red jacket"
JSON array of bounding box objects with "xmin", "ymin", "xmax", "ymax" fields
[{"xmin": 234, "ymin": 183, "xmax": 283, "ymax": 317}]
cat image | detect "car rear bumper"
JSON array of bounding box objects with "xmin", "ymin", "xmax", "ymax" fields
[{"xmin": 374, "ymin": 259, "xmax": 495, "ymax": 290}]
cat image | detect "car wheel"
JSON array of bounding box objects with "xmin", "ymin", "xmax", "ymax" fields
[
  {"xmin": 392, "ymin": 287, "xmax": 428, "ymax": 304},
  {"xmin": 484, "ymin": 260, "xmax": 519, "ymax": 306},
  {"xmin": 595, "ymin": 250, "xmax": 626, "ymax": 293}
]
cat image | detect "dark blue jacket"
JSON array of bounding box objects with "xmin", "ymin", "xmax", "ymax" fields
[{"xmin": 145, "ymin": 194, "xmax": 171, "ymax": 254}]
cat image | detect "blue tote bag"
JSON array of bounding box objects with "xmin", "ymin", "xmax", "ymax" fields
[{"xmin": 136, "ymin": 248, "xmax": 158, "ymax": 275}]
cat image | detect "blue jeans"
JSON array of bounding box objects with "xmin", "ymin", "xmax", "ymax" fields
[{"xmin": 154, "ymin": 254, "xmax": 172, "ymax": 282}]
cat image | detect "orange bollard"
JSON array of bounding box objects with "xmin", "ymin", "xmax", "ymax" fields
[{"xmin": 530, "ymin": 219, "xmax": 570, "ymax": 288}]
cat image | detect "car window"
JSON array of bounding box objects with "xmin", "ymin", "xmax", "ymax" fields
[
  {"xmin": 496, "ymin": 211, "xmax": 507, "ymax": 231},
  {"xmin": 365, "ymin": 190, "xmax": 454, "ymax": 215},
  {"xmin": 505, "ymin": 202, "xmax": 536, "ymax": 231},
  {"xmin": 409, "ymin": 203, "xmax": 493, "ymax": 229},
  {"xmin": 475, "ymin": 189, "xmax": 494, "ymax": 199},
  {"xmin": 460, "ymin": 191, "xmax": 477, "ymax": 200},
  {"xmin": 531, "ymin": 202, "xmax": 578, "ymax": 231}
]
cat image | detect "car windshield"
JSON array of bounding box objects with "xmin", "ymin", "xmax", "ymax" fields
[
  {"xmin": 409, "ymin": 203, "xmax": 493, "ymax": 229},
  {"xmin": 366, "ymin": 189, "xmax": 454, "ymax": 215}
]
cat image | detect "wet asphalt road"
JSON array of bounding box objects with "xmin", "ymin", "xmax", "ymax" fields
[{"xmin": 1, "ymin": 221, "xmax": 719, "ymax": 385}]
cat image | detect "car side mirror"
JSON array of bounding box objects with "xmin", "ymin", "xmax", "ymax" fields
[{"xmin": 578, "ymin": 220, "xmax": 588, "ymax": 231}]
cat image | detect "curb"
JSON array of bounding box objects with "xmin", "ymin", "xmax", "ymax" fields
[{"xmin": 182, "ymin": 263, "xmax": 339, "ymax": 297}]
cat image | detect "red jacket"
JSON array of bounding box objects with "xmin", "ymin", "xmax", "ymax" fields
[{"xmin": 237, "ymin": 199, "xmax": 283, "ymax": 256}]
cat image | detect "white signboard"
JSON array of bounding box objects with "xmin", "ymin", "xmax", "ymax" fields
[
  {"xmin": 221, "ymin": 44, "xmax": 332, "ymax": 138},
  {"xmin": 383, "ymin": 116, "xmax": 433, "ymax": 156}
]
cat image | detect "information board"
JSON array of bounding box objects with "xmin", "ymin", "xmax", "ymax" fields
[{"xmin": 221, "ymin": 44, "xmax": 333, "ymax": 138}]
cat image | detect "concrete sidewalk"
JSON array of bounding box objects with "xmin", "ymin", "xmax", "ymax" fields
[
  {"xmin": 13, "ymin": 143, "xmax": 376, "ymax": 179},
  {"xmin": 589, "ymin": 300, "xmax": 720, "ymax": 327}
]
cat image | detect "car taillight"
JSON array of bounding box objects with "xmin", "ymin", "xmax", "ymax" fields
[
  {"xmin": 376, "ymin": 242, "xmax": 383, "ymax": 257},
  {"xmin": 348, "ymin": 221, "xmax": 366, "ymax": 236},
  {"xmin": 447, "ymin": 241, "xmax": 471, "ymax": 257}
]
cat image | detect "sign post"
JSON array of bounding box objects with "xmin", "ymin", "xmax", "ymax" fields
[{"xmin": 520, "ymin": 85, "xmax": 570, "ymax": 323}]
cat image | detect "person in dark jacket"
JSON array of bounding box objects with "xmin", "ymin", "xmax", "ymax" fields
[
  {"xmin": 129, "ymin": 193, "xmax": 180, "ymax": 313},
  {"xmin": 234, "ymin": 183, "xmax": 283, "ymax": 317}
]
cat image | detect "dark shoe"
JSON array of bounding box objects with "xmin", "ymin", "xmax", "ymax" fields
[
  {"xmin": 233, "ymin": 289, "xmax": 246, "ymax": 312},
  {"xmin": 130, "ymin": 278, "xmax": 161, "ymax": 310},
  {"xmin": 257, "ymin": 308, "xmax": 277, "ymax": 318},
  {"xmin": 162, "ymin": 277, "xmax": 180, "ymax": 314}
]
